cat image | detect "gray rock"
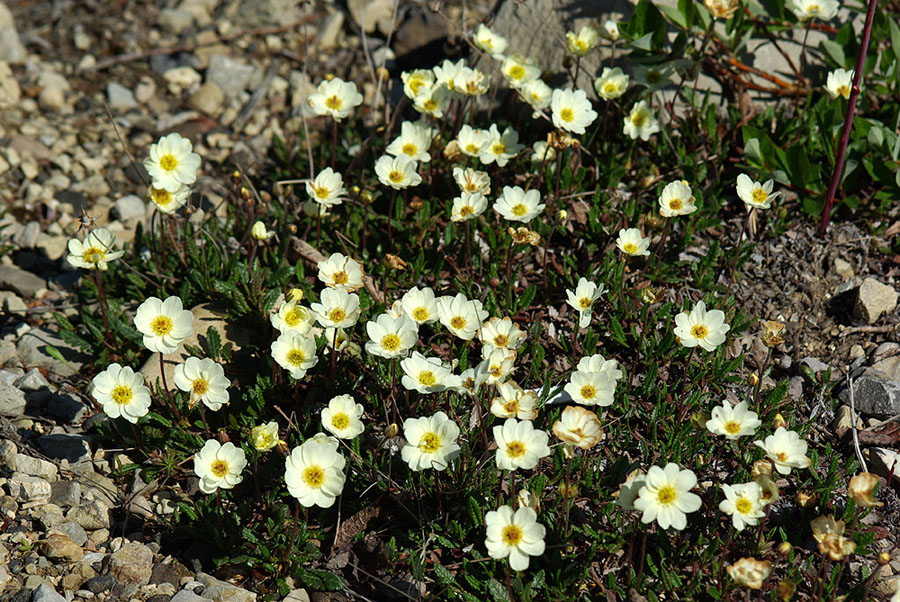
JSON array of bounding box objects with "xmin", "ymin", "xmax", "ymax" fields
[
  {"xmin": 31, "ymin": 502, "xmax": 65, "ymax": 529},
  {"xmin": 834, "ymin": 258, "xmax": 855, "ymax": 281},
  {"xmin": 870, "ymin": 355, "xmax": 900, "ymax": 383},
  {"xmin": 346, "ymin": 0, "xmax": 394, "ymax": 34},
  {"xmin": 1, "ymin": 291, "xmax": 27, "ymax": 314},
  {"xmin": 0, "ymin": 565, "xmax": 9, "ymax": 590},
  {"xmin": 158, "ymin": 8, "xmax": 194, "ymax": 33},
  {"xmin": 235, "ymin": 0, "xmax": 303, "ymax": 27},
  {"xmin": 66, "ymin": 499, "xmax": 110, "ymax": 530},
  {"xmin": 70, "ymin": 467, "xmax": 118, "ymax": 508},
  {"xmin": 196, "ymin": 573, "xmax": 257, "ymax": 602},
  {"xmin": 49, "ymin": 521, "xmax": 88, "ymax": 547},
  {"xmin": 188, "ymin": 81, "xmax": 224, "ymax": 116},
  {"xmin": 15, "ymin": 368, "xmax": 50, "ymax": 392},
  {"xmin": 50, "ymin": 480, "xmax": 82, "ymax": 507},
  {"xmin": 13, "ymin": 221, "xmax": 42, "ymax": 248},
  {"xmin": 17, "ymin": 327, "xmax": 87, "ymax": 378},
  {"xmin": 12, "ymin": 454, "xmax": 58, "ymax": 481},
  {"xmin": 317, "ymin": 12, "xmax": 344, "ymax": 50},
  {"xmin": 0, "ymin": 265, "xmax": 45, "ymax": 297},
  {"xmin": 31, "ymin": 584, "xmax": 67, "ymax": 602},
  {"xmin": 46, "ymin": 392, "xmax": 89, "ymax": 423},
  {"xmin": 113, "ymin": 194, "xmax": 146, "ymax": 222},
  {"xmin": 0, "ymin": 339, "xmax": 17, "ymax": 366},
  {"xmin": 854, "ymin": 278, "xmax": 899, "ymax": 324},
  {"xmin": 0, "ymin": 381, "xmax": 26, "ymax": 416},
  {"xmin": 840, "ymin": 373, "xmax": 900, "ymax": 418},
  {"xmin": 0, "ymin": 2, "xmax": 26, "ymax": 62},
  {"xmin": 0, "ymin": 61, "xmax": 19, "ymax": 108},
  {"xmin": 206, "ymin": 55, "xmax": 259, "ymax": 98},
  {"xmin": 869, "ymin": 447, "xmax": 900, "ymax": 481},
  {"xmin": 107, "ymin": 82, "xmax": 138, "ymax": 111},
  {"xmin": 283, "ymin": 590, "xmax": 310, "ymax": 602},
  {"xmin": 9, "ymin": 474, "xmax": 51, "ymax": 503},
  {"xmin": 0, "ymin": 439, "xmax": 16, "ymax": 466},
  {"xmin": 171, "ymin": 590, "xmax": 213, "ymax": 602},
  {"xmin": 37, "ymin": 434, "xmax": 91, "ymax": 464},
  {"xmin": 39, "ymin": 533, "xmax": 84, "ymax": 563},
  {"xmin": 109, "ymin": 541, "xmax": 154, "ymax": 585}
]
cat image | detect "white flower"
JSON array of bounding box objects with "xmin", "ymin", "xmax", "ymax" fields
[
  {"xmin": 478, "ymin": 348, "xmax": 517, "ymax": 385},
  {"xmin": 173, "ymin": 357, "xmax": 230, "ymax": 411},
  {"xmin": 616, "ymin": 228, "xmax": 651, "ymax": 256},
  {"xmin": 285, "ymin": 434, "xmax": 346, "ymax": 508},
  {"xmin": 576, "ymin": 354, "xmax": 623, "ymax": 382},
  {"xmin": 365, "ymin": 313, "xmax": 418, "ymax": 359},
  {"xmin": 321, "ymin": 394, "xmax": 365, "ymax": 439},
  {"xmin": 673, "ymin": 300, "xmax": 730, "ymax": 351},
  {"xmin": 453, "ymin": 167, "xmax": 491, "ymax": 195},
  {"xmin": 148, "ymin": 183, "xmax": 190, "ymax": 214},
  {"xmin": 134, "ymin": 296, "xmax": 194, "ymax": 354},
  {"xmin": 437, "ymin": 293, "xmax": 490, "ymax": 340},
  {"xmin": 659, "ymin": 180, "xmax": 698, "ymax": 217},
  {"xmin": 251, "ymin": 221, "xmax": 274, "ymax": 241},
  {"xmin": 552, "ymin": 405, "xmax": 604, "ymax": 449},
  {"xmin": 67, "ymin": 228, "xmax": 124, "ymax": 271},
  {"xmin": 374, "ymin": 154, "xmax": 422, "ymax": 189},
  {"xmin": 566, "ymin": 26, "xmax": 599, "ymax": 56},
  {"xmin": 401, "ymin": 69, "xmax": 435, "ymax": 100},
  {"xmin": 479, "ymin": 317, "xmax": 526, "ymax": 355},
  {"xmin": 452, "ymin": 366, "xmax": 489, "ymax": 397},
  {"xmin": 790, "ymin": 0, "xmax": 838, "ymax": 20},
  {"xmin": 603, "ymin": 19, "xmax": 620, "ymax": 41},
  {"xmin": 501, "ymin": 54, "xmax": 540, "ymax": 88},
  {"xmin": 305, "ymin": 167, "xmax": 347, "ymax": 208},
  {"xmin": 386, "ymin": 121, "xmax": 433, "ymax": 163},
  {"xmin": 706, "ymin": 400, "xmax": 761, "ymax": 439},
  {"xmin": 824, "ymin": 68, "xmax": 854, "ymax": 99},
  {"xmin": 565, "ymin": 369, "xmax": 615, "ymax": 406},
  {"xmin": 452, "ymin": 66, "xmax": 491, "ymax": 96},
  {"xmin": 401, "ymin": 411, "xmax": 461, "ymax": 471},
  {"xmin": 456, "ymin": 125, "xmax": 491, "ymax": 158},
  {"xmin": 194, "ymin": 440, "xmax": 247, "ymax": 494},
  {"xmin": 623, "ymin": 100, "xmax": 660, "ymax": 141},
  {"xmin": 530, "ymin": 141, "xmax": 556, "ymax": 164},
  {"xmin": 271, "ymin": 299, "xmax": 314, "ymax": 335},
  {"xmin": 91, "ymin": 363, "xmax": 151, "ymax": 424},
  {"xmin": 311, "ymin": 288, "xmax": 361, "ymax": 329},
  {"xmin": 565, "ymin": 277, "xmax": 607, "ymax": 328},
  {"xmin": 736, "ymin": 174, "xmax": 780, "ymax": 210},
  {"xmin": 616, "ymin": 469, "xmax": 647, "ymax": 510},
  {"xmin": 474, "ymin": 23, "xmax": 508, "ymax": 58},
  {"xmin": 271, "ymin": 331, "xmax": 318, "ymax": 379},
  {"xmin": 753, "ymin": 427, "xmax": 811, "ymax": 474},
  {"xmin": 413, "ymin": 84, "xmax": 451, "ymax": 118},
  {"xmin": 633, "ymin": 463, "xmax": 702, "ymax": 530},
  {"xmin": 321, "ymin": 327, "xmax": 350, "ymax": 354},
  {"xmin": 451, "ymin": 192, "xmax": 489, "ymax": 222},
  {"xmin": 251, "ymin": 421, "xmax": 279, "ymax": 451},
  {"xmin": 551, "ymin": 88, "xmax": 598, "ymax": 135},
  {"xmin": 491, "ymin": 382, "xmax": 539, "ymax": 420},
  {"xmin": 401, "ymin": 286, "xmax": 439, "ymax": 325},
  {"xmin": 433, "ymin": 58, "xmax": 466, "ymax": 91},
  {"xmin": 494, "ymin": 186, "xmax": 545, "ymax": 223},
  {"xmin": 594, "ymin": 67, "xmax": 629, "ymax": 100},
  {"xmin": 400, "ymin": 351, "xmax": 455, "ymax": 394},
  {"xmin": 719, "ymin": 482, "xmax": 766, "ymax": 531},
  {"xmin": 494, "ymin": 418, "xmax": 551, "ymax": 471},
  {"xmin": 307, "ymin": 77, "xmax": 363, "ymax": 122},
  {"xmin": 485, "ymin": 505, "xmax": 546, "ymax": 571},
  {"xmin": 144, "ymin": 132, "xmax": 201, "ymax": 193},
  {"xmin": 317, "ymin": 253, "xmax": 365, "ymax": 292},
  {"xmin": 521, "ymin": 78, "xmax": 552, "ymax": 116},
  {"xmin": 479, "ymin": 124, "xmax": 523, "ymax": 167}
]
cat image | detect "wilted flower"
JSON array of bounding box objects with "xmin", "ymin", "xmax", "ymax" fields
[
  {"xmin": 848, "ymin": 472, "xmax": 883, "ymax": 508},
  {"xmin": 383, "ymin": 254, "xmax": 407, "ymax": 271},
  {"xmin": 307, "ymin": 77, "xmax": 364, "ymax": 122},
  {"xmin": 615, "ymin": 469, "xmax": 647, "ymax": 510},
  {"xmin": 453, "ymin": 167, "xmax": 491, "ymax": 195},
  {"xmin": 726, "ymin": 558, "xmax": 772, "ymax": 589},
  {"xmin": 485, "ymin": 505, "xmax": 546, "ymax": 571},
  {"xmin": 452, "ymin": 66, "xmax": 491, "ymax": 96},
  {"xmin": 251, "ymin": 422, "xmax": 279, "ymax": 452},
  {"xmin": 67, "ymin": 228, "xmax": 124, "ymax": 271},
  {"xmin": 825, "ymin": 68, "xmax": 854, "ymax": 99},
  {"xmin": 761, "ymin": 320, "xmax": 785, "ymax": 347},
  {"xmin": 552, "ymin": 406, "xmax": 604, "ymax": 449},
  {"xmin": 508, "ymin": 226, "xmax": 541, "ymax": 246},
  {"xmin": 810, "ymin": 515, "xmax": 856, "ymax": 560},
  {"xmin": 704, "ymin": 0, "xmax": 741, "ymax": 19}
]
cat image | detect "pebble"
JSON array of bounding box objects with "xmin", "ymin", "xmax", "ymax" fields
[
  {"xmin": 0, "ymin": 381, "xmax": 26, "ymax": 416},
  {"xmin": 0, "ymin": 1, "xmax": 27, "ymax": 62},
  {"xmin": 107, "ymin": 82, "xmax": 138, "ymax": 111},
  {"xmin": 840, "ymin": 373, "xmax": 900, "ymax": 418},
  {"xmin": 65, "ymin": 499, "xmax": 110, "ymax": 530},
  {"xmin": 189, "ymin": 82, "xmax": 225, "ymax": 117},
  {"xmin": 854, "ymin": 278, "xmax": 899, "ymax": 324},
  {"xmin": 49, "ymin": 521, "xmax": 88, "ymax": 547},
  {"xmin": 39, "ymin": 533, "xmax": 84, "ymax": 563},
  {"xmin": 32, "ymin": 584, "xmax": 67, "ymax": 602},
  {"xmin": 11, "ymin": 453, "xmax": 58, "ymax": 481},
  {"xmin": 163, "ymin": 67, "xmax": 202, "ymax": 95},
  {"xmin": 833, "ymin": 257, "xmax": 855, "ymax": 280},
  {"xmin": 108, "ymin": 541, "xmax": 154, "ymax": 585},
  {"xmin": 17, "ymin": 327, "xmax": 87, "ymax": 378},
  {"xmin": 14, "ymin": 367, "xmax": 50, "ymax": 391},
  {"xmin": 158, "ymin": 8, "xmax": 195, "ymax": 33},
  {"xmin": 196, "ymin": 572, "xmax": 257, "ymax": 602},
  {"xmin": 170, "ymin": 590, "xmax": 213, "ymax": 602},
  {"xmin": 0, "ymin": 61, "xmax": 20, "ymax": 108},
  {"xmin": 0, "ymin": 264, "xmax": 46, "ymax": 297},
  {"xmin": 9, "ymin": 474, "xmax": 51, "ymax": 503},
  {"xmin": 37, "ymin": 71, "xmax": 70, "ymax": 112},
  {"xmin": 113, "ymin": 194, "xmax": 147, "ymax": 222},
  {"xmin": 206, "ymin": 55, "xmax": 260, "ymax": 98},
  {"xmin": 50, "ymin": 481, "xmax": 82, "ymax": 508},
  {"xmin": 317, "ymin": 12, "xmax": 344, "ymax": 50}
]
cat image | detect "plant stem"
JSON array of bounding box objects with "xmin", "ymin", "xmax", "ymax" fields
[
  {"xmin": 94, "ymin": 269, "xmax": 113, "ymax": 342},
  {"xmin": 729, "ymin": 208, "xmax": 752, "ymax": 285},
  {"xmin": 158, "ymin": 353, "xmax": 183, "ymax": 424},
  {"xmin": 286, "ymin": 499, "xmax": 301, "ymax": 565},
  {"xmin": 505, "ymin": 237, "xmax": 515, "ymax": 310},
  {"xmin": 754, "ymin": 346, "xmax": 773, "ymax": 404}
]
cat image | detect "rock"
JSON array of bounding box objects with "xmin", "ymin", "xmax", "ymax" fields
[
  {"xmin": 0, "ymin": 340, "xmax": 17, "ymax": 366},
  {"xmin": 0, "ymin": 2, "xmax": 27, "ymax": 62},
  {"xmin": 346, "ymin": 0, "xmax": 394, "ymax": 34},
  {"xmin": 834, "ymin": 258, "xmax": 854, "ymax": 281},
  {"xmin": 171, "ymin": 590, "xmax": 213, "ymax": 602},
  {"xmin": 113, "ymin": 194, "xmax": 147, "ymax": 222},
  {"xmin": 831, "ymin": 405, "xmax": 863, "ymax": 431},
  {"xmin": 11, "ymin": 454, "xmax": 58, "ymax": 481},
  {"xmin": 84, "ymin": 575, "xmax": 116, "ymax": 593},
  {"xmin": 839, "ymin": 373, "xmax": 900, "ymax": 418},
  {"xmin": 32, "ymin": 503, "xmax": 66, "ymax": 529},
  {"xmin": 109, "ymin": 542, "xmax": 154, "ymax": 585},
  {"xmin": 316, "ymin": 12, "xmax": 344, "ymax": 50},
  {"xmin": 40, "ymin": 533, "xmax": 84, "ymax": 563},
  {"xmin": 35, "ymin": 235, "xmax": 68, "ymax": 261},
  {"xmin": 870, "ymin": 355, "xmax": 900, "ymax": 383},
  {"xmin": 0, "ymin": 265, "xmax": 45, "ymax": 297},
  {"xmin": 46, "ymin": 392, "xmax": 89, "ymax": 423},
  {"xmin": 235, "ymin": 0, "xmax": 303, "ymax": 27},
  {"xmin": 15, "ymin": 368, "xmax": 50, "ymax": 392},
  {"xmin": 0, "ymin": 439, "xmax": 16, "ymax": 466},
  {"xmin": 0, "ymin": 61, "xmax": 21, "ymax": 108},
  {"xmin": 158, "ymin": 8, "xmax": 195, "ymax": 33},
  {"xmin": 0, "ymin": 565, "xmax": 9, "ymax": 590},
  {"xmin": 50, "ymin": 481, "xmax": 82, "ymax": 507},
  {"xmin": 17, "ymin": 327, "xmax": 87, "ymax": 378},
  {"xmin": 283, "ymin": 590, "xmax": 310, "ymax": 602},
  {"xmin": 9, "ymin": 474, "xmax": 51, "ymax": 503},
  {"xmin": 37, "ymin": 434, "xmax": 91, "ymax": 464},
  {"xmin": 31, "ymin": 584, "xmax": 67, "ymax": 602},
  {"xmin": 869, "ymin": 448, "xmax": 900, "ymax": 481},
  {"xmin": 163, "ymin": 66, "xmax": 203, "ymax": 95},
  {"xmin": 196, "ymin": 573, "xmax": 257, "ymax": 602},
  {"xmin": 66, "ymin": 499, "xmax": 110, "ymax": 530},
  {"xmin": 135, "ymin": 76, "xmax": 156, "ymax": 103},
  {"xmin": 107, "ymin": 82, "xmax": 138, "ymax": 110},
  {"xmin": 854, "ymin": 278, "xmax": 899, "ymax": 324},
  {"xmin": 0, "ymin": 381, "xmax": 26, "ymax": 416},
  {"xmin": 37, "ymin": 71, "xmax": 69, "ymax": 112},
  {"xmin": 49, "ymin": 521, "xmax": 88, "ymax": 547},
  {"xmin": 206, "ymin": 55, "xmax": 259, "ymax": 98},
  {"xmin": 188, "ymin": 82, "xmax": 224, "ymax": 117},
  {"xmin": 149, "ymin": 563, "xmax": 180, "ymax": 588},
  {"xmin": 850, "ymin": 344, "xmax": 865, "ymax": 360}
]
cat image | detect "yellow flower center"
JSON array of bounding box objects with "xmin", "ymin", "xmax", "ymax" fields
[
  {"xmin": 402, "ymin": 143, "xmax": 418, "ymax": 156},
  {"xmin": 506, "ymin": 441, "xmax": 526, "ymax": 458},
  {"xmin": 84, "ymin": 247, "xmax": 104, "ymax": 264},
  {"xmin": 837, "ymin": 85, "xmax": 850, "ymax": 97},
  {"xmin": 656, "ymin": 485, "xmax": 676, "ymax": 505},
  {"xmin": 631, "ymin": 112, "xmax": 647, "ymax": 127},
  {"xmin": 580, "ymin": 385, "xmax": 596, "ymax": 399},
  {"xmin": 560, "ymin": 108, "xmax": 574, "ymax": 122},
  {"xmin": 724, "ymin": 421, "xmax": 741, "ymax": 435},
  {"xmin": 450, "ymin": 316, "xmax": 466, "ymax": 330},
  {"xmin": 332, "ymin": 271, "xmax": 349, "ymax": 285},
  {"xmin": 192, "ymin": 378, "xmax": 209, "ymax": 396},
  {"xmin": 511, "ymin": 204, "xmax": 527, "ymax": 217},
  {"xmin": 465, "ymin": 144, "xmax": 479, "ymax": 154},
  {"xmin": 286, "ymin": 349, "xmax": 306, "ymax": 367},
  {"xmin": 152, "ymin": 188, "xmax": 172, "ymax": 206},
  {"xmin": 604, "ymin": 82, "xmax": 618, "ymax": 94},
  {"xmin": 159, "ymin": 154, "xmax": 178, "ymax": 172},
  {"xmin": 331, "ymin": 412, "xmax": 349, "ymax": 430},
  {"xmin": 410, "ymin": 79, "xmax": 425, "ymax": 95},
  {"xmin": 504, "ymin": 400, "xmax": 518, "ymax": 413},
  {"xmin": 751, "ymin": 188, "xmax": 769, "ymax": 205},
  {"xmin": 418, "ymin": 371, "xmax": 436, "ymax": 386},
  {"xmin": 315, "ymin": 186, "xmax": 330, "ymax": 199},
  {"xmin": 776, "ymin": 451, "xmax": 788, "ymax": 462},
  {"xmin": 151, "ymin": 315, "xmax": 174, "ymax": 336},
  {"xmin": 575, "ymin": 40, "xmax": 588, "ymax": 51},
  {"xmin": 328, "ymin": 308, "xmax": 347, "ymax": 323},
  {"xmin": 690, "ymin": 324, "xmax": 708, "ymax": 339},
  {"xmin": 494, "ymin": 334, "xmax": 508, "ymax": 347},
  {"xmin": 460, "ymin": 206, "xmax": 473, "ymax": 217},
  {"xmin": 492, "ymin": 142, "xmax": 506, "ymax": 155},
  {"xmin": 735, "ymin": 497, "xmax": 753, "ymax": 514},
  {"xmin": 381, "ymin": 333, "xmax": 401, "ymax": 351},
  {"xmin": 388, "ymin": 170, "xmax": 404, "ymax": 183},
  {"xmin": 508, "ymin": 65, "xmax": 524, "ymax": 80},
  {"xmin": 669, "ymin": 198, "xmax": 683, "ymax": 210},
  {"xmin": 284, "ymin": 308, "xmax": 302, "ymax": 327},
  {"xmin": 303, "ymin": 465, "xmax": 325, "ymax": 487},
  {"xmin": 623, "ymin": 242, "xmax": 638, "ymax": 254},
  {"xmin": 111, "ymin": 385, "xmax": 133, "ymax": 406},
  {"xmin": 579, "ymin": 297, "xmax": 592, "ymax": 310},
  {"xmin": 210, "ymin": 460, "xmax": 229, "ymax": 477},
  {"xmin": 423, "ymin": 99, "xmax": 437, "ymax": 111},
  {"xmin": 420, "ymin": 432, "xmax": 441, "ymax": 453},
  {"xmin": 502, "ymin": 525, "xmax": 523, "ymax": 545},
  {"xmin": 412, "ymin": 307, "xmax": 429, "ymax": 321},
  {"xmin": 325, "ymin": 95, "xmax": 342, "ymax": 110}
]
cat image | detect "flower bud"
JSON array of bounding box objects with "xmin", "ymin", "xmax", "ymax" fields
[
  {"xmin": 383, "ymin": 254, "xmax": 408, "ymax": 270},
  {"xmin": 384, "ymin": 423, "xmax": 399, "ymax": 438},
  {"xmin": 517, "ymin": 490, "xmax": 541, "ymax": 513},
  {"xmin": 288, "ymin": 288, "xmax": 304, "ymax": 302},
  {"xmin": 796, "ymin": 490, "xmax": 817, "ymax": 508},
  {"xmin": 777, "ymin": 541, "xmax": 792, "ymax": 556},
  {"xmin": 251, "ymin": 221, "xmax": 274, "ymax": 241},
  {"xmin": 773, "ymin": 413, "xmax": 787, "ymax": 429},
  {"xmin": 877, "ymin": 552, "xmax": 891, "ymax": 565}
]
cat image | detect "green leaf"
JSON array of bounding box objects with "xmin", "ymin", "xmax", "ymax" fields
[
  {"xmin": 467, "ymin": 495, "xmax": 483, "ymax": 527},
  {"xmin": 43, "ymin": 345, "xmax": 74, "ymax": 372},
  {"xmin": 206, "ymin": 325, "xmax": 222, "ymax": 359},
  {"xmin": 609, "ymin": 316, "xmax": 627, "ymax": 345},
  {"xmin": 434, "ymin": 563, "xmax": 456, "ymax": 585},
  {"xmin": 488, "ymin": 579, "xmax": 511, "ymax": 602}
]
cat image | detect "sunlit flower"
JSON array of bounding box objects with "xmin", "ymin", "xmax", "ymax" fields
[
  {"xmin": 566, "ymin": 25, "xmax": 600, "ymax": 55},
  {"xmin": 306, "ymin": 167, "xmax": 347, "ymax": 208},
  {"xmin": 552, "ymin": 406, "xmax": 603, "ymax": 449},
  {"xmin": 311, "ymin": 288, "xmax": 361, "ymax": 329},
  {"xmin": 659, "ymin": 180, "xmax": 697, "ymax": 217},
  {"xmin": 736, "ymin": 174, "xmax": 780, "ymax": 210},
  {"xmin": 321, "ymin": 327, "xmax": 350, "ymax": 354},
  {"xmin": 317, "ymin": 252, "xmax": 365, "ymax": 292},
  {"xmin": 565, "ymin": 369, "xmax": 615, "ymax": 407},
  {"xmin": 307, "ymin": 77, "xmax": 363, "ymax": 122},
  {"xmin": 173, "ymin": 357, "xmax": 230, "ymax": 411},
  {"xmin": 474, "ymin": 23, "xmax": 508, "ymax": 58},
  {"xmin": 530, "ymin": 140, "xmax": 556, "ymax": 164},
  {"xmin": 365, "ymin": 313, "xmax": 418, "ymax": 359},
  {"xmin": 704, "ymin": 0, "xmax": 740, "ymax": 19},
  {"xmin": 67, "ymin": 228, "xmax": 124, "ymax": 271},
  {"xmin": 719, "ymin": 482, "xmax": 766, "ymax": 531},
  {"xmin": 386, "ymin": 120, "xmax": 433, "ymax": 163},
  {"xmin": 848, "ymin": 472, "xmax": 883, "ymax": 508},
  {"xmin": 623, "ymin": 100, "xmax": 660, "ymax": 141},
  {"xmin": 566, "ymin": 277, "xmax": 607, "ymax": 328},
  {"xmin": 726, "ymin": 558, "xmax": 772, "ymax": 589},
  {"xmin": 810, "ymin": 515, "xmax": 856, "ymax": 560},
  {"xmin": 494, "ymin": 418, "xmax": 551, "ymax": 471},
  {"xmin": 452, "ymin": 366, "xmax": 489, "ymax": 397},
  {"xmin": 148, "ymin": 183, "xmax": 190, "ymax": 214},
  {"xmin": 437, "ymin": 293, "xmax": 490, "ymax": 340},
  {"xmin": 706, "ymin": 399, "xmax": 760, "ymax": 439},
  {"xmin": 521, "ymin": 78, "xmax": 552, "ymax": 116},
  {"xmin": 491, "ymin": 382, "xmax": 539, "ymax": 420},
  {"xmin": 433, "ymin": 58, "xmax": 466, "ymax": 91},
  {"xmin": 825, "ymin": 68, "xmax": 854, "ymax": 99},
  {"xmin": 478, "ymin": 347, "xmax": 517, "ymax": 385},
  {"xmin": 413, "ymin": 84, "xmax": 452, "ymax": 118},
  {"xmin": 480, "ymin": 124, "xmax": 523, "ymax": 167},
  {"xmin": 285, "ymin": 434, "xmax": 346, "ymax": 508},
  {"xmin": 401, "ymin": 286, "xmax": 440, "ymax": 325},
  {"xmin": 91, "ymin": 363, "xmax": 151, "ymax": 424},
  {"xmin": 134, "ymin": 296, "xmax": 194, "ymax": 354},
  {"xmin": 251, "ymin": 221, "xmax": 274, "ymax": 241},
  {"xmin": 145, "ymin": 132, "xmax": 201, "ymax": 193},
  {"xmin": 673, "ymin": 300, "xmax": 729, "ymax": 351},
  {"xmin": 251, "ymin": 421, "xmax": 279, "ymax": 452},
  {"xmin": 753, "ymin": 427, "xmax": 811, "ymax": 475},
  {"xmin": 790, "ymin": 0, "xmax": 838, "ymax": 20},
  {"xmin": 452, "ymin": 66, "xmax": 491, "ymax": 96},
  {"xmin": 401, "ymin": 351, "xmax": 455, "ymax": 394},
  {"xmin": 479, "ymin": 317, "xmax": 526, "ymax": 355},
  {"xmin": 401, "ymin": 69, "xmax": 435, "ymax": 100},
  {"xmin": 494, "ymin": 186, "xmax": 545, "ymax": 223},
  {"xmin": 322, "ymin": 394, "xmax": 365, "ymax": 439},
  {"xmin": 271, "ymin": 299, "xmax": 315, "ymax": 335},
  {"xmin": 271, "ymin": 331, "xmax": 318, "ymax": 379},
  {"xmin": 633, "ymin": 463, "xmax": 702, "ymax": 530},
  {"xmin": 594, "ymin": 67, "xmax": 629, "ymax": 100},
  {"xmin": 457, "ymin": 125, "xmax": 491, "ymax": 158},
  {"xmin": 451, "ymin": 191, "xmax": 489, "ymax": 222},
  {"xmin": 401, "ymin": 411, "xmax": 461, "ymax": 471},
  {"xmin": 485, "ymin": 505, "xmax": 546, "ymax": 571},
  {"xmin": 616, "ymin": 228, "xmax": 651, "ymax": 256},
  {"xmin": 576, "ymin": 354, "xmax": 623, "ymax": 383},
  {"xmin": 453, "ymin": 167, "xmax": 491, "ymax": 195},
  {"xmin": 501, "ymin": 54, "xmax": 541, "ymax": 88},
  {"xmin": 194, "ymin": 440, "xmax": 246, "ymax": 494},
  {"xmin": 374, "ymin": 154, "xmax": 422, "ymax": 190},
  {"xmin": 602, "ymin": 19, "xmax": 620, "ymax": 41},
  {"xmin": 551, "ymin": 88, "xmax": 598, "ymax": 135}
]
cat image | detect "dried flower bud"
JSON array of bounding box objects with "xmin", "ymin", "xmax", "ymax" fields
[
  {"xmin": 360, "ymin": 190, "xmax": 374, "ymax": 204},
  {"xmin": 752, "ymin": 459, "xmax": 773, "ymax": 479},
  {"xmin": 443, "ymin": 139, "xmax": 462, "ymax": 161},
  {"xmin": 275, "ymin": 439, "xmax": 289, "ymax": 454},
  {"xmin": 558, "ymin": 481, "xmax": 578, "ymax": 498},
  {"xmin": 562, "ymin": 443, "xmax": 576, "ymax": 459},
  {"xmin": 508, "ymin": 226, "xmax": 540, "ymax": 246},
  {"xmin": 762, "ymin": 320, "xmax": 786, "ymax": 348},
  {"xmin": 640, "ymin": 286, "xmax": 663, "ymax": 305},
  {"xmin": 376, "ymin": 66, "xmax": 390, "ymax": 81},
  {"xmin": 796, "ymin": 490, "xmax": 817, "ymax": 508},
  {"xmin": 726, "ymin": 557, "xmax": 772, "ymax": 589},
  {"xmin": 383, "ymin": 254, "xmax": 408, "ymax": 270},
  {"xmin": 704, "ymin": 0, "xmax": 740, "ymax": 19},
  {"xmin": 810, "ymin": 515, "xmax": 856, "ymax": 561},
  {"xmin": 384, "ymin": 423, "xmax": 399, "ymax": 438},
  {"xmin": 748, "ymin": 373, "xmax": 759, "ymax": 386},
  {"xmin": 877, "ymin": 552, "xmax": 891, "ymax": 565},
  {"xmin": 772, "ymin": 413, "xmax": 787, "ymax": 429},
  {"xmin": 775, "ymin": 580, "xmax": 795, "ymax": 601},
  {"xmin": 777, "ymin": 541, "xmax": 792, "ymax": 556},
  {"xmin": 562, "ymin": 54, "xmax": 574, "ymax": 69},
  {"xmin": 848, "ymin": 472, "xmax": 883, "ymax": 508}
]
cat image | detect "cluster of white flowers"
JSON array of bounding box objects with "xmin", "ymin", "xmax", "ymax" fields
[{"xmin": 144, "ymin": 132, "xmax": 201, "ymax": 214}]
